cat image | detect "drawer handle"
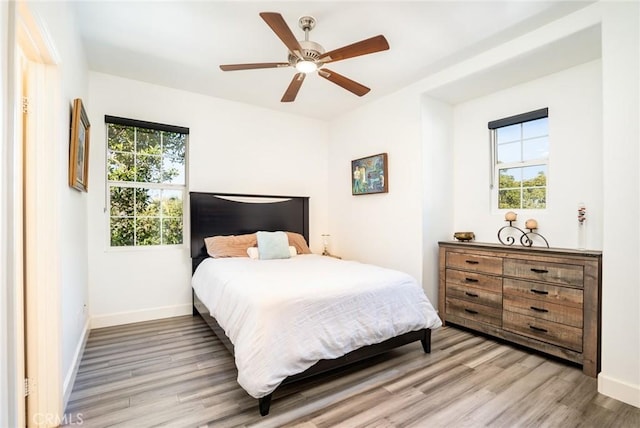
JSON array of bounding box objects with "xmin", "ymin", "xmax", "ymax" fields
[
  {"xmin": 530, "ymin": 306, "xmax": 549, "ymax": 313},
  {"xmin": 465, "ymin": 292, "xmax": 479, "ymax": 298},
  {"xmin": 530, "ymin": 289, "xmax": 549, "ymax": 295},
  {"xmin": 465, "ymin": 277, "xmax": 479, "ymax": 283},
  {"xmin": 465, "ymin": 260, "xmax": 480, "ymax": 265},
  {"xmin": 464, "ymin": 308, "xmax": 479, "ymax": 315},
  {"xmin": 530, "ymin": 268, "xmax": 549, "ymax": 274},
  {"xmin": 529, "ymin": 325, "xmax": 548, "ymax": 333}
]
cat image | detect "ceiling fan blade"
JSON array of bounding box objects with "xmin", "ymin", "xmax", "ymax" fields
[
  {"xmin": 260, "ymin": 12, "xmax": 303, "ymax": 58},
  {"xmin": 319, "ymin": 35, "xmax": 389, "ymax": 63},
  {"xmin": 281, "ymin": 73, "xmax": 305, "ymax": 102},
  {"xmin": 220, "ymin": 62, "xmax": 289, "ymax": 71},
  {"xmin": 318, "ymin": 68, "xmax": 370, "ymax": 97}
]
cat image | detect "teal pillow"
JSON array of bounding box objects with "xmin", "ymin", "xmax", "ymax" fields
[{"xmin": 256, "ymin": 231, "xmax": 291, "ymax": 260}]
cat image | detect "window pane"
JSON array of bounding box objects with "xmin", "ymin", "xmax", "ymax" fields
[
  {"xmin": 107, "ymin": 152, "xmax": 135, "ymax": 181},
  {"xmin": 497, "ymin": 141, "xmax": 520, "ymax": 164},
  {"xmin": 136, "ymin": 217, "xmax": 161, "ymax": 246},
  {"xmin": 110, "ymin": 186, "xmax": 134, "ymax": 216},
  {"xmin": 163, "ymin": 218, "xmax": 183, "ymax": 245},
  {"xmin": 162, "ymin": 132, "xmax": 186, "ymax": 184},
  {"xmin": 522, "ymin": 165, "xmax": 547, "ymax": 187},
  {"xmin": 135, "ymin": 188, "xmax": 161, "ymax": 216},
  {"xmin": 523, "ymin": 117, "xmax": 548, "ymax": 139},
  {"xmin": 523, "ymin": 136, "xmax": 549, "ymax": 161},
  {"xmin": 163, "ymin": 132, "xmax": 186, "ymax": 158},
  {"xmin": 499, "ymin": 167, "xmax": 522, "ymax": 189},
  {"xmin": 162, "ymin": 158, "xmax": 185, "ymax": 184},
  {"xmin": 498, "ymin": 189, "xmax": 521, "ymax": 209},
  {"xmin": 496, "ymin": 124, "xmax": 521, "ymax": 144},
  {"xmin": 523, "ymin": 188, "xmax": 546, "ymax": 209},
  {"xmin": 136, "ymin": 154, "xmax": 162, "ymax": 183},
  {"xmin": 110, "ymin": 217, "xmax": 134, "ymax": 246},
  {"xmin": 136, "ymin": 128, "xmax": 161, "ymax": 153},
  {"xmin": 108, "ymin": 124, "xmax": 134, "ymax": 152},
  {"xmin": 161, "ymin": 190, "xmax": 183, "ymax": 217}
]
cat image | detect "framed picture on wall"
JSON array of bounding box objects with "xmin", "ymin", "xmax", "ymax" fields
[
  {"xmin": 351, "ymin": 152, "xmax": 388, "ymax": 195},
  {"xmin": 69, "ymin": 98, "xmax": 90, "ymax": 192}
]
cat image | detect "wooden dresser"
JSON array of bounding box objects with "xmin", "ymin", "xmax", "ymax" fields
[{"xmin": 438, "ymin": 241, "xmax": 602, "ymax": 377}]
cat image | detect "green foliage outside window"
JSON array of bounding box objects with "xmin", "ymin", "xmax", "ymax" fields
[
  {"xmin": 498, "ymin": 167, "xmax": 547, "ymax": 209},
  {"xmin": 107, "ymin": 123, "xmax": 186, "ymax": 247}
]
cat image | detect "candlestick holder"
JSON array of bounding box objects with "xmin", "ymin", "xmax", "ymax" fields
[{"xmin": 498, "ymin": 220, "xmax": 549, "ymax": 248}]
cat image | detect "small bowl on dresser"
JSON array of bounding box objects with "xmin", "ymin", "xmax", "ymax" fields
[{"xmin": 453, "ymin": 232, "xmax": 475, "ymax": 242}]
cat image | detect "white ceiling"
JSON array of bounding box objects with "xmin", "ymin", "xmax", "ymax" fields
[{"xmin": 71, "ymin": 1, "xmax": 595, "ymax": 121}]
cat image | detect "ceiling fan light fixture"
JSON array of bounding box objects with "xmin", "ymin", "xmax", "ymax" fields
[{"xmin": 295, "ymin": 60, "xmax": 318, "ymax": 73}]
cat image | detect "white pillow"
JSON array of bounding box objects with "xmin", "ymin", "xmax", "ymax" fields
[{"xmin": 247, "ymin": 246, "xmax": 297, "ymax": 259}]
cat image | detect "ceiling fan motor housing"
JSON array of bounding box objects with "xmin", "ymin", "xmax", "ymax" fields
[{"xmin": 288, "ymin": 40, "xmax": 325, "ymax": 67}]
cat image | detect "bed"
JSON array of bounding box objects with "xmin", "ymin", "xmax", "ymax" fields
[{"xmin": 189, "ymin": 192, "xmax": 442, "ymax": 416}]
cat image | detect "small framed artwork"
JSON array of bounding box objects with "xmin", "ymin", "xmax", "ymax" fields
[
  {"xmin": 351, "ymin": 152, "xmax": 388, "ymax": 195},
  {"xmin": 69, "ymin": 98, "xmax": 90, "ymax": 192}
]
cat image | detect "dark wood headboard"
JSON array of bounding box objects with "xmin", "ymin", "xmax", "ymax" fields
[{"xmin": 189, "ymin": 192, "xmax": 310, "ymax": 272}]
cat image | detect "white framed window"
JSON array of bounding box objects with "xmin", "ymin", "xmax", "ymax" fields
[
  {"xmin": 105, "ymin": 116, "xmax": 188, "ymax": 247},
  {"xmin": 489, "ymin": 108, "xmax": 548, "ymax": 210}
]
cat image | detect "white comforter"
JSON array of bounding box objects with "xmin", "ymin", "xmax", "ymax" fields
[{"xmin": 191, "ymin": 254, "xmax": 442, "ymax": 398}]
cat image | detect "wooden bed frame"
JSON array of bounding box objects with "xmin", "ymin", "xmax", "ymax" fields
[{"xmin": 189, "ymin": 192, "xmax": 432, "ymax": 416}]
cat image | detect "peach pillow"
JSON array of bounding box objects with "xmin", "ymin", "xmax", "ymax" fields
[
  {"xmin": 286, "ymin": 232, "xmax": 312, "ymax": 254},
  {"xmin": 204, "ymin": 233, "xmax": 257, "ymax": 258}
]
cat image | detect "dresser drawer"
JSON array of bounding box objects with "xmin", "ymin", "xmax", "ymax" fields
[
  {"xmin": 503, "ymin": 311, "xmax": 582, "ymax": 352},
  {"xmin": 446, "ymin": 269, "xmax": 502, "ymax": 294},
  {"xmin": 446, "ymin": 282, "xmax": 502, "ymax": 308},
  {"xmin": 446, "ymin": 297, "xmax": 502, "ymax": 327},
  {"xmin": 503, "ymin": 294, "xmax": 582, "ymax": 328},
  {"xmin": 504, "ymin": 259, "xmax": 583, "ymax": 287},
  {"xmin": 447, "ymin": 251, "xmax": 503, "ymax": 275},
  {"xmin": 503, "ymin": 278, "xmax": 583, "ymax": 309}
]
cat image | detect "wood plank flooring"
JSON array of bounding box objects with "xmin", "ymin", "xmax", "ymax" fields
[{"xmin": 64, "ymin": 315, "xmax": 639, "ymax": 427}]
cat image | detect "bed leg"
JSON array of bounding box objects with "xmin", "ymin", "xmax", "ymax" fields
[
  {"xmin": 192, "ymin": 290, "xmax": 198, "ymax": 316},
  {"xmin": 258, "ymin": 394, "xmax": 272, "ymax": 416},
  {"xmin": 421, "ymin": 329, "xmax": 431, "ymax": 353}
]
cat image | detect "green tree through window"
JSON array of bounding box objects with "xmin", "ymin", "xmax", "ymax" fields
[
  {"xmin": 106, "ymin": 117, "xmax": 187, "ymax": 247},
  {"xmin": 498, "ymin": 167, "xmax": 547, "ymax": 209}
]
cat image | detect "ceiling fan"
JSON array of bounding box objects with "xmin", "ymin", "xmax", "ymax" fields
[{"xmin": 219, "ymin": 12, "xmax": 390, "ymax": 102}]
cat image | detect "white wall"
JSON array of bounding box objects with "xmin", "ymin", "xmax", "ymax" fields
[
  {"xmin": 421, "ymin": 97, "xmax": 454, "ymax": 302},
  {"xmin": 598, "ymin": 1, "xmax": 640, "ymax": 408},
  {"xmin": 87, "ymin": 72, "xmax": 329, "ymax": 328},
  {"xmin": 328, "ymin": 92, "xmax": 425, "ymax": 286},
  {"xmin": 453, "ymin": 60, "xmax": 602, "ymax": 250}
]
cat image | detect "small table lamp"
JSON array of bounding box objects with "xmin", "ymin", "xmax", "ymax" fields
[{"xmin": 321, "ymin": 234, "xmax": 331, "ymax": 256}]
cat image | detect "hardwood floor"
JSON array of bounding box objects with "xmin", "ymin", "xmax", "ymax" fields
[{"xmin": 65, "ymin": 315, "xmax": 639, "ymax": 427}]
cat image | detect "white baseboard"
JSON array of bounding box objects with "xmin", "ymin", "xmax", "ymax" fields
[
  {"xmin": 90, "ymin": 304, "xmax": 192, "ymax": 329},
  {"xmin": 598, "ymin": 373, "xmax": 640, "ymax": 408},
  {"xmin": 62, "ymin": 317, "xmax": 90, "ymax": 410}
]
